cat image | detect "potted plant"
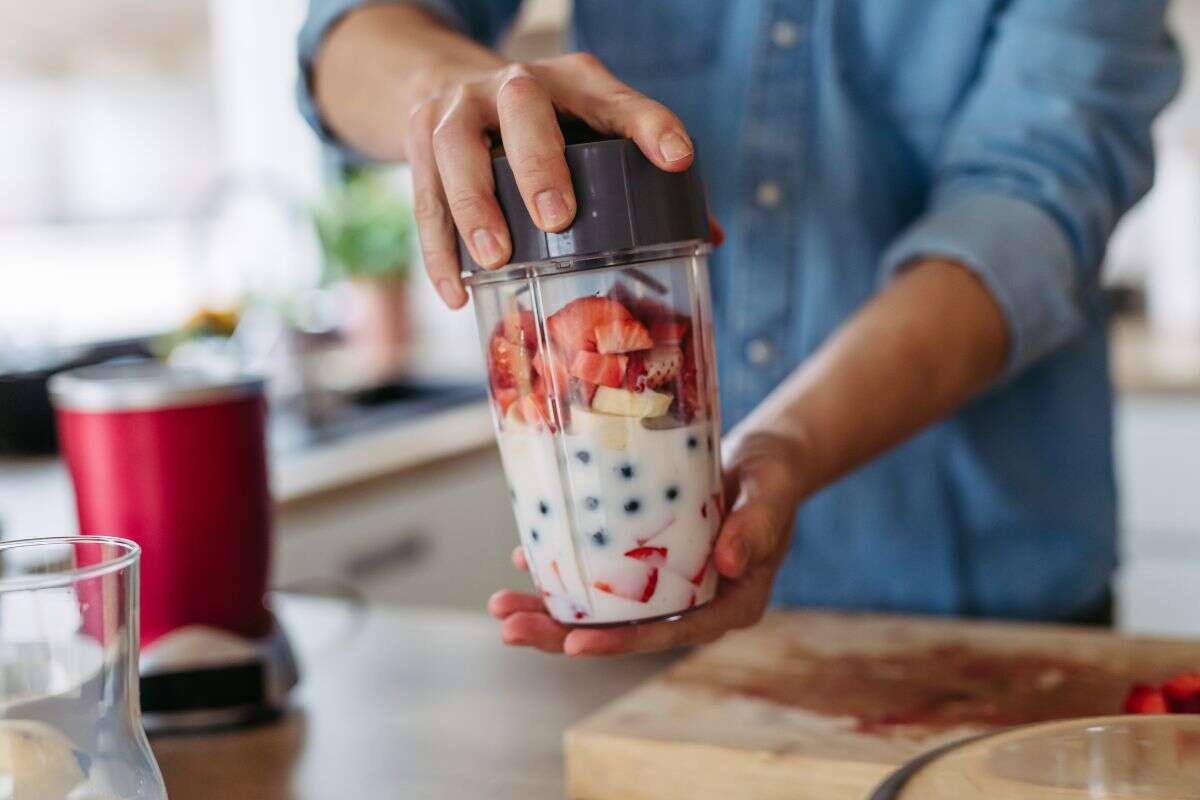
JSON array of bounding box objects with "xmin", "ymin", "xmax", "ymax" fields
[{"xmin": 314, "ymin": 168, "xmax": 415, "ymax": 368}]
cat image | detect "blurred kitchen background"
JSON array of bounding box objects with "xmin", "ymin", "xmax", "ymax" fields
[{"xmin": 1, "ymin": 0, "xmax": 1199, "ymax": 635}]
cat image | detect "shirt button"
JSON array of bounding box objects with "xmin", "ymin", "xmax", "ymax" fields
[
  {"xmin": 755, "ymin": 181, "xmax": 783, "ymax": 209},
  {"xmin": 745, "ymin": 339, "xmax": 775, "ymax": 366},
  {"xmin": 771, "ymin": 20, "xmax": 800, "ymax": 48}
]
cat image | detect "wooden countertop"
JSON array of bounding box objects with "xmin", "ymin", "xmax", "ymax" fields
[{"xmin": 150, "ymin": 596, "xmax": 678, "ymax": 800}]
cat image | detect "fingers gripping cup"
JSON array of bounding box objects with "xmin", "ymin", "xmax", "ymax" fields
[{"xmin": 464, "ymin": 138, "xmax": 723, "ymax": 625}]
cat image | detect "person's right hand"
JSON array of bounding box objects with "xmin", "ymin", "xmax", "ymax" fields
[{"xmin": 404, "ymin": 53, "xmax": 697, "ymax": 309}]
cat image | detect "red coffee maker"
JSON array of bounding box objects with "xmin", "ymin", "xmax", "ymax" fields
[{"xmin": 50, "ymin": 361, "xmax": 297, "ymax": 732}]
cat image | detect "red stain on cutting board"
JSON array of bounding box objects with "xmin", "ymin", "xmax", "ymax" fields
[{"xmin": 666, "ymin": 642, "xmax": 1176, "ymax": 735}]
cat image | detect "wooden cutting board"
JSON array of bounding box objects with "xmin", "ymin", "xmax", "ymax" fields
[{"xmin": 565, "ymin": 612, "xmax": 1200, "ymax": 800}]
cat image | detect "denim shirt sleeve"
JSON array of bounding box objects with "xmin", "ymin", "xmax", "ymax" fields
[
  {"xmin": 296, "ymin": 0, "xmax": 521, "ymax": 156},
  {"xmin": 879, "ymin": 0, "xmax": 1181, "ymax": 379}
]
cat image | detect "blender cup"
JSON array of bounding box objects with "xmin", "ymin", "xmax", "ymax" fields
[{"xmin": 464, "ymin": 138, "xmax": 723, "ymax": 625}]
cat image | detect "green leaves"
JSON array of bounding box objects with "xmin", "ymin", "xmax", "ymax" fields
[{"xmin": 314, "ymin": 169, "xmax": 414, "ymax": 282}]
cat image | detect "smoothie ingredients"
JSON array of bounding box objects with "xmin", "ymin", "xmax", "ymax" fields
[{"xmin": 483, "ymin": 280, "xmax": 722, "ymax": 625}]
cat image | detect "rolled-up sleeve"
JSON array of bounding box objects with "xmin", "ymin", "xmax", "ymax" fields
[
  {"xmin": 880, "ymin": 0, "xmax": 1181, "ymax": 379},
  {"xmin": 297, "ymin": 0, "xmax": 521, "ymax": 152}
]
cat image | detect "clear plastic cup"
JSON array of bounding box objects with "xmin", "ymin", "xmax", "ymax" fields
[
  {"xmin": 464, "ymin": 138, "xmax": 723, "ymax": 625},
  {"xmin": 0, "ymin": 536, "xmax": 168, "ymax": 799}
]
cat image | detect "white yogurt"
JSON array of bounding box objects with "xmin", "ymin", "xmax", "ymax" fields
[{"xmin": 496, "ymin": 406, "xmax": 722, "ymax": 624}]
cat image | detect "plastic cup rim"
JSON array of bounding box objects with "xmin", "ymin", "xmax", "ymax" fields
[{"xmin": 0, "ymin": 535, "xmax": 140, "ymax": 593}]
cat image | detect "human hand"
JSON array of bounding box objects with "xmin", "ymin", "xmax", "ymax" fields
[
  {"xmin": 488, "ymin": 432, "xmax": 803, "ymax": 656},
  {"xmin": 404, "ymin": 52, "xmax": 697, "ymax": 308}
]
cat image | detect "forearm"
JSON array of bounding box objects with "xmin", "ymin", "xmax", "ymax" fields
[
  {"xmin": 731, "ymin": 259, "xmax": 1008, "ymax": 498},
  {"xmin": 313, "ymin": 4, "xmax": 504, "ymax": 161}
]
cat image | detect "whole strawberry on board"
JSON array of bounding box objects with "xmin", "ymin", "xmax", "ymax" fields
[{"xmin": 1123, "ymin": 671, "xmax": 1200, "ymax": 714}]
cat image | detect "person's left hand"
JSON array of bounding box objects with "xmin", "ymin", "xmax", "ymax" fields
[{"xmin": 487, "ymin": 432, "xmax": 804, "ymax": 656}]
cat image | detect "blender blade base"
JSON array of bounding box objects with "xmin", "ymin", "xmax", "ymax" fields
[{"xmin": 138, "ymin": 611, "xmax": 298, "ymax": 734}]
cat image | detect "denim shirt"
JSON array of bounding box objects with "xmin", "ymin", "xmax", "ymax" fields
[{"xmin": 299, "ymin": 0, "xmax": 1181, "ymax": 620}]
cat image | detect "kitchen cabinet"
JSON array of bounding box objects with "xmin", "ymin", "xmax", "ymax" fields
[
  {"xmin": 1115, "ymin": 393, "xmax": 1200, "ymax": 636},
  {"xmin": 273, "ymin": 446, "xmax": 526, "ymax": 611}
]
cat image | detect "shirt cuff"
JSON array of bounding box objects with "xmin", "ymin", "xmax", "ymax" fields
[
  {"xmin": 296, "ymin": 0, "xmax": 469, "ymax": 156},
  {"xmin": 878, "ymin": 192, "xmax": 1084, "ymax": 380}
]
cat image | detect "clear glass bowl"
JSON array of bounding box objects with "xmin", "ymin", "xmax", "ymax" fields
[
  {"xmin": 0, "ymin": 536, "xmax": 167, "ymax": 799},
  {"xmin": 875, "ymin": 715, "xmax": 1200, "ymax": 799}
]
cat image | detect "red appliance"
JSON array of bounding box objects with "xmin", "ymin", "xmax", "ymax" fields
[{"xmin": 50, "ymin": 361, "xmax": 296, "ymax": 732}]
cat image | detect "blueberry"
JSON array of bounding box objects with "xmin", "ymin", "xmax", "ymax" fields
[
  {"xmin": 538, "ymin": 500, "xmax": 550, "ymax": 515},
  {"xmin": 530, "ymin": 529, "xmax": 540, "ymax": 542},
  {"xmin": 584, "ymin": 496, "xmax": 600, "ymax": 511},
  {"xmin": 687, "ymin": 436, "xmax": 699, "ymax": 450},
  {"xmin": 590, "ymin": 529, "xmax": 609, "ymax": 546},
  {"xmin": 574, "ymin": 449, "xmax": 591, "ymax": 464},
  {"xmin": 665, "ymin": 485, "xmax": 679, "ymax": 501},
  {"xmin": 624, "ymin": 498, "xmax": 641, "ymax": 514},
  {"xmin": 617, "ymin": 463, "xmax": 635, "ymax": 479}
]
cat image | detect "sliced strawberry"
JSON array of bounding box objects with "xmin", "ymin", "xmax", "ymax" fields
[
  {"xmin": 689, "ymin": 560, "xmax": 709, "ymax": 586},
  {"xmin": 547, "ymin": 297, "xmax": 634, "ymax": 354},
  {"xmin": 641, "ymin": 345, "xmax": 683, "ymax": 387},
  {"xmin": 488, "ymin": 333, "xmax": 532, "ymax": 391},
  {"xmin": 532, "ymin": 349, "xmax": 571, "ymax": 396},
  {"xmin": 595, "ymin": 319, "xmax": 653, "ymax": 354},
  {"xmin": 503, "ymin": 307, "xmax": 538, "ymax": 347},
  {"xmin": 640, "ymin": 567, "xmax": 659, "ymax": 602},
  {"xmin": 493, "ymin": 387, "xmax": 520, "ymax": 414},
  {"xmin": 570, "ymin": 351, "xmax": 628, "ymax": 388},
  {"xmin": 624, "ymin": 546, "xmax": 668, "ymax": 568},
  {"xmin": 623, "ymin": 353, "xmax": 649, "ymax": 392},
  {"xmin": 593, "ymin": 566, "xmax": 659, "ymax": 603},
  {"xmin": 1163, "ymin": 672, "xmax": 1200, "ymax": 713},
  {"xmin": 517, "ymin": 393, "xmax": 555, "ymax": 431},
  {"xmin": 650, "ymin": 319, "xmax": 691, "ymax": 345},
  {"xmin": 1124, "ymin": 684, "xmax": 1169, "ymax": 714}
]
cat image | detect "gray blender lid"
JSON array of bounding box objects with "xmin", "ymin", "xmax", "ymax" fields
[
  {"xmin": 458, "ymin": 136, "xmax": 709, "ymax": 272},
  {"xmin": 49, "ymin": 360, "xmax": 264, "ymax": 412}
]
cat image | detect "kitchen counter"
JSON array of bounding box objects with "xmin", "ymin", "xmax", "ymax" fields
[
  {"xmin": 151, "ymin": 595, "xmax": 677, "ymax": 800},
  {"xmin": 1111, "ymin": 317, "xmax": 1200, "ymax": 396},
  {"xmin": 0, "ymin": 400, "xmax": 496, "ymax": 540}
]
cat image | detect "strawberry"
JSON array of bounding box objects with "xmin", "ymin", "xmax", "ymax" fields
[
  {"xmin": 532, "ymin": 349, "xmax": 570, "ymax": 396},
  {"xmin": 593, "ymin": 566, "xmax": 659, "ymax": 603},
  {"xmin": 1124, "ymin": 684, "xmax": 1169, "ymax": 714},
  {"xmin": 633, "ymin": 345, "xmax": 681, "ymax": 388},
  {"xmin": 547, "ymin": 297, "xmax": 634, "ymax": 354},
  {"xmin": 624, "ymin": 546, "xmax": 668, "ymax": 568},
  {"xmin": 595, "ymin": 319, "xmax": 653, "ymax": 354},
  {"xmin": 689, "ymin": 561, "xmax": 709, "ymax": 586},
  {"xmin": 1163, "ymin": 672, "xmax": 1200, "ymax": 713},
  {"xmin": 650, "ymin": 319, "xmax": 691, "ymax": 345},
  {"xmin": 516, "ymin": 393, "xmax": 555, "ymax": 431},
  {"xmin": 623, "ymin": 354, "xmax": 649, "ymax": 392},
  {"xmin": 503, "ymin": 307, "xmax": 538, "ymax": 347},
  {"xmin": 493, "ymin": 387, "xmax": 520, "ymax": 414},
  {"xmin": 570, "ymin": 351, "xmax": 628, "ymax": 388},
  {"xmin": 488, "ymin": 333, "xmax": 532, "ymax": 391}
]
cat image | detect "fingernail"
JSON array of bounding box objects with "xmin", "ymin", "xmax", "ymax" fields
[
  {"xmin": 436, "ymin": 278, "xmax": 460, "ymax": 306},
  {"xmin": 535, "ymin": 190, "xmax": 569, "ymax": 228},
  {"xmin": 472, "ymin": 228, "xmax": 504, "ymax": 266},
  {"xmin": 659, "ymin": 131, "xmax": 693, "ymax": 163}
]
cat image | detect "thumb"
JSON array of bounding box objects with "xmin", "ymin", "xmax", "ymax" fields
[{"xmin": 712, "ymin": 467, "xmax": 794, "ymax": 579}]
